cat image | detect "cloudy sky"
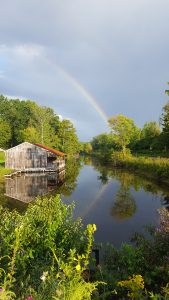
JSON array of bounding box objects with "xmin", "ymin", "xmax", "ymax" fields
[{"xmin": 0, "ymin": 0, "xmax": 169, "ymax": 140}]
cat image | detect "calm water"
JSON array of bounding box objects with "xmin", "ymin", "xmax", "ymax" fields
[{"xmin": 0, "ymin": 158, "xmax": 168, "ymax": 247}]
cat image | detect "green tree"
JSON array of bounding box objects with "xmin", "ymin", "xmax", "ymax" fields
[
  {"xmin": 92, "ymin": 133, "xmax": 116, "ymax": 152},
  {"xmin": 108, "ymin": 114, "xmax": 138, "ymax": 157},
  {"xmin": 18, "ymin": 127, "xmax": 40, "ymax": 144},
  {"xmin": 0, "ymin": 95, "xmax": 79, "ymax": 153},
  {"xmin": 82, "ymin": 142, "xmax": 93, "ymax": 154},
  {"xmin": 58, "ymin": 119, "xmax": 80, "ymax": 156},
  {"xmin": 141, "ymin": 122, "xmax": 161, "ymax": 139},
  {"xmin": 31, "ymin": 105, "xmax": 56, "ymax": 145},
  {"xmin": 0, "ymin": 118, "xmax": 11, "ymax": 148},
  {"xmin": 0, "ymin": 96, "xmax": 36, "ymax": 146},
  {"xmin": 160, "ymin": 100, "xmax": 169, "ymax": 149}
]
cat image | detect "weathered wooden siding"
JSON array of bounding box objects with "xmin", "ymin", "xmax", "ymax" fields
[{"xmin": 5, "ymin": 142, "xmax": 48, "ymax": 170}]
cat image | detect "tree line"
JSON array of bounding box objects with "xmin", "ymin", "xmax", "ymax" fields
[
  {"xmin": 83, "ymin": 93, "xmax": 169, "ymax": 158},
  {"xmin": 0, "ymin": 95, "xmax": 80, "ymax": 156}
]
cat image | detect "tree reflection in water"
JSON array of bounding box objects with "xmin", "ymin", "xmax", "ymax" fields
[
  {"xmin": 111, "ymin": 186, "xmax": 136, "ymax": 220},
  {"xmin": 54, "ymin": 158, "xmax": 82, "ymax": 196},
  {"xmin": 91, "ymin": 158, "xmax": 169, "ymax": 220}
]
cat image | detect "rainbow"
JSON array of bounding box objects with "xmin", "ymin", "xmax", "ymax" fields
[
  {"xmin": 42, "ymin": 56, "xmax": 109, "ymax": 126},
  {"xmin": 81, "ymin": 181, "xmax": 111, "ymax": 218},
  {"xmin": 55, "ymin": 65, "xmax": 108, "ymax": 125}
]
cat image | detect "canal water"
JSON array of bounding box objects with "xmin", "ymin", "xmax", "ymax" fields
[{"xmin": 0, "ymin": 158, "xmax": 168, "ymax": 247}]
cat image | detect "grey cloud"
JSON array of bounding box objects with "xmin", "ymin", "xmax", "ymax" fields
[{"xmin": 0, "ymin": 0, "xmax": 169, "ymax": 139}]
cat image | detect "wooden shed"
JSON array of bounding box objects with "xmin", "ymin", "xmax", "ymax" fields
[{"xmin": 5, "ymin": 142, "xmax": 65, "ymax": 172}]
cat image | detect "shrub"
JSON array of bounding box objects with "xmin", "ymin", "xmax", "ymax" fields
[{"xmin": 0, "ymin": 196, "xmax": 99, "ymax": 299}]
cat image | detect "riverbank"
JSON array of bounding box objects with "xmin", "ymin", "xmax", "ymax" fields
[
  {"xmin": 0, "ymin": 152, "xmax": 11, "ymax": 178},
  {"xmin": 112, "ymin": 153, "xmax": 169, "ymax": 185},
  {"xmin": 0, "ymin": 167, "xmax": 11, "ymax": 177}
]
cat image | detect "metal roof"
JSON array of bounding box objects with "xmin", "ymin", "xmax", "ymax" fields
[{"xmin": 34, "ymin": 143, "xmax": 65, "ymax": 157}]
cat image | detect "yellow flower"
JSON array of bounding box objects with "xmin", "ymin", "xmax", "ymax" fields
[
  {"xmin": 76, "ymin": 264, "xmax": 81, "ymax": 271},
  {"xmin": 92, "ymin": 224, "xmax": 97, "ymax": 232}
]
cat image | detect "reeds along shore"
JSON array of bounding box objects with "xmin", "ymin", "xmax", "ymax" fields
[{"xmin": 112, "ymin": 154, "xmax": 169, "ymax": 182}]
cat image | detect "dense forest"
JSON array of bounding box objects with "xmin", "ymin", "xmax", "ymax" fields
[{"xmin": 0, "ymin": 95, "xmax": 80, "ymax": 156}]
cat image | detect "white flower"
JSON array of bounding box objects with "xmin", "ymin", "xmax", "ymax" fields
[{"xmin": 40, "ymin": 271, "xmax": 48, "ymax": 282}]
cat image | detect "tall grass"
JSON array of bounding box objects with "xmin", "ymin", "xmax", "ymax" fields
[
  {"xmin": 112, "ymin": 152, "xmax": 169, "ymax": 181},
  {"xmin": 0, "ymin": 152, "xmax": 11, "ymax": 177},
  {"xmin": 0, "ymin": 152, "xmax": 5, "ymax": 164}
]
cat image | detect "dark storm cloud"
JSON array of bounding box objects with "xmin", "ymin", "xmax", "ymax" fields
[{"xmin": 0, "ymin": 0, "xmax": 169, "ymax": 140}]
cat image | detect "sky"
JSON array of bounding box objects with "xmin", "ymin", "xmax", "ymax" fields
[{"xmin": 0, "ymin": 0, "xmax": 169, "ymax": 141}]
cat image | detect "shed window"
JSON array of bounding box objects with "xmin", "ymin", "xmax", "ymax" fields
[{"xmin": 27, "ymin": 148, "xmax": 32, "ymax": 159}]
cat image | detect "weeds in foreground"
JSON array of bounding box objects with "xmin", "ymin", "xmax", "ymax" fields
[
  {"xmin": 0, "ymin": 196, "xmax": 100, "ymax": 299},
  {"xmin": 0, "ymin": 196, "xmax": 168, "ymax": 299}
]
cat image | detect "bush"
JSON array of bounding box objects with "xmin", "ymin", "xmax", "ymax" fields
[
  {"xmin": 94, "ymin": 209, "xmax": 169, "ymax": 298},
  {"xmin": 0, "ymin": 196, "xmax": 99, "ymax": 299}
]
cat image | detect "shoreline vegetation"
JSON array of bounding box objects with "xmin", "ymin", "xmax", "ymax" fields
[
  {"xmin": 0, "ymin": 152, "xmax": 11, "ymax": 178},
  {"xmin": 82, "ymin": 89, "xmax": 169, "ymax": 190},
  {"xmin": 111, "ymin": 152, "xmax": 169, "ymax": 185}
]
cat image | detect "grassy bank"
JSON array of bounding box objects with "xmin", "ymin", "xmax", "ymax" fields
[
  {"xmin": 0, "ymin": 151, "xmax": 5, "ymax": 164},
  {"xmin": 112, "ymin": 152, "xmax": 169, "ymax": 184},
  {"xmin": 0, "ymin": 152, "xmax": 12, "ymax": 177}
]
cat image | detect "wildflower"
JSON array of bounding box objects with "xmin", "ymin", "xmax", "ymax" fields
[
  {"xmin": 92, "ymin": 224, "xmax": 97, "ymax": 232},
  {"xmin": 40, "ymin": 271, "xmax": 48, "ymax": 282},
  {"xmin": 76, "ymin": 264, "xmax": 81, "ymax": 271},
  {"xmin": 0, "ymin": 288, "xmax": 3, "ymax": 292},
  {"xmin": 27, "ymin": 296, "xmax": 33, "ymax": 300},
  {"xmin": 56, "ymin": 289, "xmax": 62, "ymax": 297}
]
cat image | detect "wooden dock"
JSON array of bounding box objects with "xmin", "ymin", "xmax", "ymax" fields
[{"xmin": 5, "ymin": 167, "xmax": 65, "ymax": 178}]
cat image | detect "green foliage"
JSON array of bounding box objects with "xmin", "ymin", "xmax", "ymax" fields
[
  {"xmin": 58, "ymin": 119, "xmax": 80, "ymax": 156},
  {"xmin": 0, "ymin": 193, "xmax": 168, "ymax": 299},
  {"xmin": 0, "ymin": 153, "xmax": 5, "ymax": 164},
  {"xmin": 111, "ymin": 154, "xmax": 169, "ymax": 181},
  {"xmin": 111, "ymin": 187, "xmax": 136, "ymax": 220},
  {"xmin": 0, "ymin": 152, "xmax": 11, "ymax": 176},
  {"xmin": 0, "ymin": 95, "xmax": 36, "ymax": 146},
  {"xmin": 0, "ymin": 118, "xmax": 11, "ymax": 149},
  {"xmin": 160, "ymin": 100, "xmax": 169, "ymax": 149},
  {"xmin": 130, "ymin": 122, "xmax": 161, "ymax": 153},
  {"xmin": 0, "ymin": 95, "xmax": 80, "ymax": 155},
  {"xmin": 117, "ymin": 274, "xmax": 145, "ymax": 299},
  {"xmin": 108, "ymin": 114, "xmax": 140, "ymax": 157},
  {"xmin": 80, "ymin": 142, "xmax": 93, "ymax": 155},
  {"xmin": 91, "ymin": 133, "xmax": 116, "ymax": 161},
  {"xmin": 56, "ymin": 158, "xmax": 82, "ymax": 196},
  {"xmin": 94, "ymin": 216, "xmax": 169, "ymax": 298},
  {"xmin": 0, "ymin": 168, "xmax": 11, "ymax": 177},
  {"xmin": 0, "ymin": 196, "xmax": 99, "ymax": 299},
  {"xmin": 18, "ymin": 127, "xmax": 40, "ymax": 144},
  {"xmin": 141, "ymin": 122, "xmax": 161, "ymax": 140}
]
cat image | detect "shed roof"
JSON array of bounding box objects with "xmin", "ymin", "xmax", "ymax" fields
[{"xmin": 35, "ymin": 144, "xmax": 65, "ymax": 157}]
